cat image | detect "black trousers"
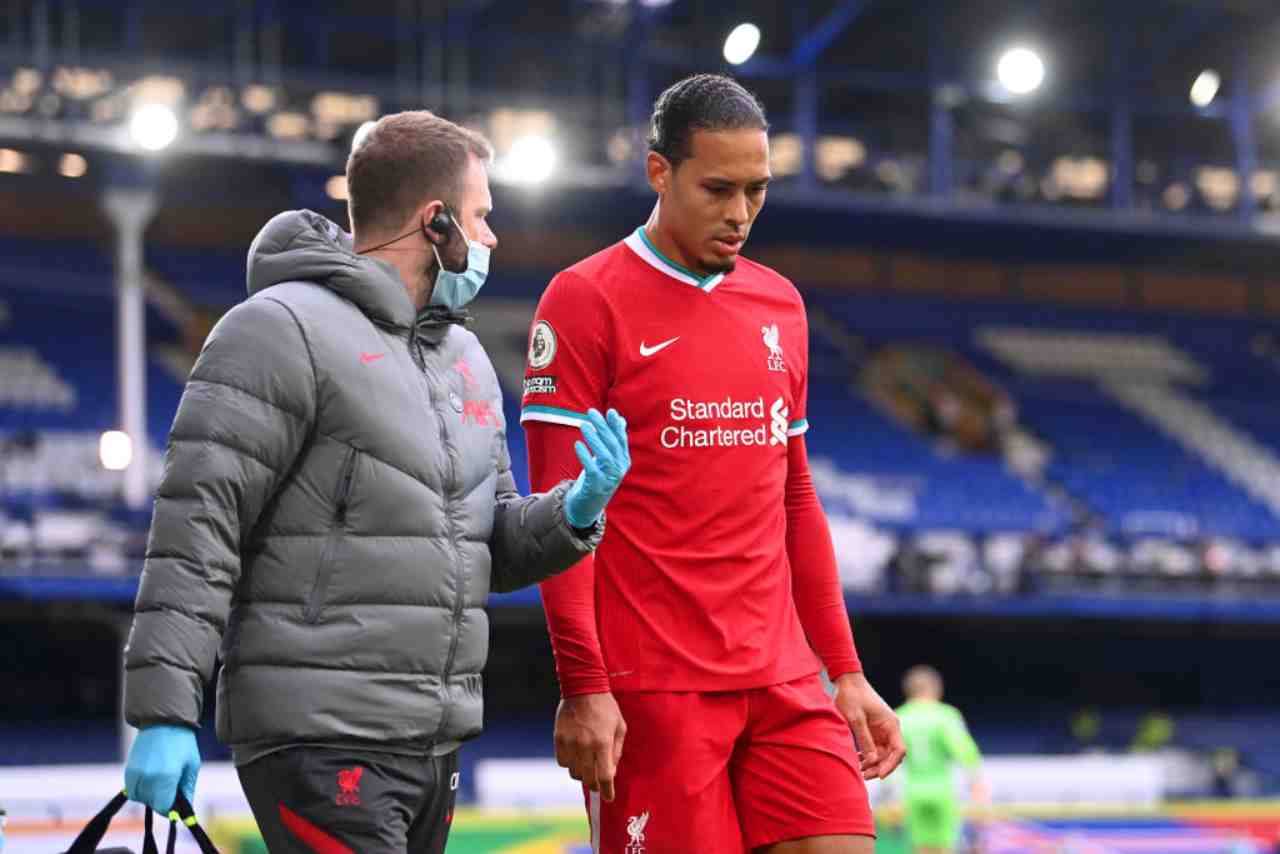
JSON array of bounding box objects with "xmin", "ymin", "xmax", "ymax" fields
[{"xmin": 237, "ymin": 747, "xmax": 460, "ymax": 854}]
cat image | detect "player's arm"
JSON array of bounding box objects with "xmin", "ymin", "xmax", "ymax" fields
[
  {"xmin": 784, "ymin": 298, "xmax": 906, "ymax": 780},
  {"xmin": 526, "ymin": 423, "xmax": 612, "ymax": 694},
  {"xmin": 943, "ymin": 707, "xmax": 988, "ymax": 805},
  {"xmin": 787, "ymin": 434, "xmax": 899, "ymax": 777},
  {"xmin": 527, "ymin": 426, "xmax": 625, "ymax": 803},
  {"xmin": 944, "ymin": 707, "xmax": 982, "ymax": 767},
  {"xmin": 786, "ymin": 436, "xmax": 861, "ymax": 679},
  {"xmin": 521, "ymin": 270, "xmax": 626, "ymax": 801},
  {"xmin": 520, "ymin": 270, "xmax": 614, "ymax": 693},
  {"xmin": 124, "ymin": 296, "xmax": 316, "ymax": 810}
]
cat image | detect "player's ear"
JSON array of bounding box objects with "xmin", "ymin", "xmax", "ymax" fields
[{"xmin": 646, "ymin": 151, "xmax": 671, "ymax": 195}]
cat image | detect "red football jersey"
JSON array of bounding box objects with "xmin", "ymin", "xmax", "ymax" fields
[{"xmin": 520, "ymin": 227, "xmax": 821, "ymax": 692}]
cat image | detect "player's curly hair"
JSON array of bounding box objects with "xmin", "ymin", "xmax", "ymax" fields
[{"xmin": 647, "ymin": 73, "xmax": 769, "ymax": 169}]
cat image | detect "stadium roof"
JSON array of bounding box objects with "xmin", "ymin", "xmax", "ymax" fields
[{"xmin": 3, "ymin": 0, "xmax": 1280, "ymax": 237}]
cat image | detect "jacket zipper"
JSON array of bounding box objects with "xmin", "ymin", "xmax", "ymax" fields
[
  {"xmin": 304, "ymin": 446, "xmax": 358, "ymax": 623},
  {"xmin": 416, "ymin": 333, "xmax": 468, "ymax": 741}
]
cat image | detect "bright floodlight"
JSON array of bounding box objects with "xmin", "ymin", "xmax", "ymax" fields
[
  {"xmin": 503, "ymin": 135, "xmax": 557, "ymax": 185},
  {"xmin": 129, "ymin": 103, "xmax": 179, "ymax": 151},
  {"xmin": 723, "ymin": 23, "xmax": 761, "ymax": 66},
  {"xmin": 997, "ymin": 47, "xmax": 1045, "ymax": 95},
  {"xmin": 59, "ymin": 152, "xmax": 88, "ymax": 178},
  {"xmin": 100, "ymin": 430, "xmax": 133, "ymax": 471},
  {"xmin": 1190, "ymin": 69, "xmax": 1220, "ymax": 108}
]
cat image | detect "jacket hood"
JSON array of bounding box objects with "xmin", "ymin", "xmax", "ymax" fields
[{"xmin": 246, "ymin": 209, "xmax": 416, "ymax": 328}]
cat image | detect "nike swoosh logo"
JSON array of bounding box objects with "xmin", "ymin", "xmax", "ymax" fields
[
  {"xmin": 359, "ymin": 352, "xmax": 386, "ymax": 364},
  {"xmin": 639, "ymin": 337, "xmax": 680, "ymax": 357}
]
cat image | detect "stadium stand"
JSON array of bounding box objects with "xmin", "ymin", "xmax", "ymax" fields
[
  {"xmin": 0, "ymin": 237, "xmax": 182, "ymax": 569},
  {"xmin": 7, "ymin": 249, "xmax": 1280, "ymax": 598},
  {"xmin": 798, "ymin": 290, "xmax": 1280, "ymax": 595},
  {"xmin": 807, "ymin": 296, "xmax": 1280, "ymax": 533},
  {"xmin": 145, "ymin": 245, "xmax": 247, "ymax": 309}
]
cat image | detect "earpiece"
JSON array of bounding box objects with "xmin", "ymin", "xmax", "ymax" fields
[{"xmin": 427, "ymin": 208, "xmax": 454, "ymax": 240}]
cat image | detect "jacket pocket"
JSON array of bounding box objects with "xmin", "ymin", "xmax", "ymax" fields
[{"xmin": 304, "ymin": 446, "xmax": 359, "ymax": 623}]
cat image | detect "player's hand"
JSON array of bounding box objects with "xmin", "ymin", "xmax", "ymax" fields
[
  {"xmin": 969, "ymin": 777, "xmax": 993, "ymax": 826},
  {"xmin": 554, "ymin": 692, "xmax": 627, "ymax": 802},
  {"xmin": 564, "ymin": 409, "xmax": 630, "ymax": 529},
  {"xmin": 834, "ymin": 672, "xmax": 906, "ymax": 780}
]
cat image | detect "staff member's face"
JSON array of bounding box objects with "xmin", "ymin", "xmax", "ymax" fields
[
  {"xmin": 422, "ymin": 153, "xmax": 498, "ymax": 269},
  {"xmin": 451, "ymin": 154, "xmax": 497, "ymax": 250},
  {"xmin": 647, "ymin": 128, "xmax": 771, "ymax": 276}
]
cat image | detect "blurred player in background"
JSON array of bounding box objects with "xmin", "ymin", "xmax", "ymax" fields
[
  {"xmin": 521, "ymin": 73, "xmax": 904, "ymax": 853},
  {"xmin": 897, "ymin": 666, "xmax": 985, "ymax": 854}
]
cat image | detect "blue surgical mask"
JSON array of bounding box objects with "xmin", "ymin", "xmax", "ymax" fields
[{"xmin": 429, "ymin": 225, "xmax": 490, "ymax": 311}]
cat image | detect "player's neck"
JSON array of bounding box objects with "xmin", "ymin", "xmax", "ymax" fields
[{"xmin": 643, "ymin": 212, "xmax": 716, "ymax": 280}]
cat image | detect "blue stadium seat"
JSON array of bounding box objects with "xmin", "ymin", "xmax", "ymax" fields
[{"xmin": 805, "ymin": 291, "xmax": 1280, "ymax": 543}]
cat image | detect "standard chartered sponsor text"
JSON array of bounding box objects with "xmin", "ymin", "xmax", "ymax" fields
[
  {"xmin": 662, "ymin": 395, "xmax": 774, "ymax": 449},
  {"xmin": 670, "ymin": 396, "xmax": 767, "ymax": 422}
]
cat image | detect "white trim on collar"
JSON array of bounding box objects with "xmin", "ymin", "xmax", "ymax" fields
[{"xmin": 623, "ymin": 228, "xmax": 726, "ymax": 292}]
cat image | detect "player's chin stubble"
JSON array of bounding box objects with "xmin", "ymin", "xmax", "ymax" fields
[{"xmin": 703, "ymin": 255, "xmax": 736, "ymax": 275}]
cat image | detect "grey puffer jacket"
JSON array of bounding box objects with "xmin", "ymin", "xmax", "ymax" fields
[{"xmin": 123, "ymin": 210, "xmax": 601, "ymax": 761}]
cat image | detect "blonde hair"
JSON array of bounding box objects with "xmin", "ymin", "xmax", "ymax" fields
[{"xmin": 903, "ymin": 665, "xmax": 943, "ymax": 699}]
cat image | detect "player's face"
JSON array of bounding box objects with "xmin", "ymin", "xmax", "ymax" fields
[{"xmin": 652, "ymin": 128, "xmax": 771, "ymax": 276}]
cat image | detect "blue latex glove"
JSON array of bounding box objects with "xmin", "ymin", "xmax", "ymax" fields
[
  {"xmin": 124, "ymin": 724, "xmax": 201, "ymax": 815},
  {"xmin": 565, "ymin": 408, "xmax": 630, "ymax": 528}
]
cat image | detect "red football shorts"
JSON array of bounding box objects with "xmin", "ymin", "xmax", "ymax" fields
[{"xmin": 582, "ymin": 674, "xmax": 875, "ymax": 853}]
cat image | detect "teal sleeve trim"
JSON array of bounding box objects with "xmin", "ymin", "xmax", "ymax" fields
[{"xmin": 520, "ymin": 404, "xmax": 590, "ymax": 426}]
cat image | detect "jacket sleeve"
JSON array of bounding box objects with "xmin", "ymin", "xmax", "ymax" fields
[
  {"xmin": 123, "ymin": 295, "xmax": 317, "ymax": 729},
  {"xmin": 487, "ymin": 422, "xmax": 604, "ymax": 594}
]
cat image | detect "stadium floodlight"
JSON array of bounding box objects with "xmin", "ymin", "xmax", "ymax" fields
[
  {"xmin": 723, "ymin": 23, "xmax": 761, "ymax": 66},
  {"xmin": 99, "ymin": 430, "xmax": 134, "ymax": 472},
  {"xmin": 0, "ymin": 148, "xmax": 27, "ymax": 173},
  {"xmin": 501, "ymin": 135, "xmax": 557, "ymax": 185},
  {"xmin": 59, "ymin": 153, "xmax": 87, "ymax": 178},
  {"xmin": 996, "ymin": 46, "xmax": 1045, "ymax": 95},
  {"xmin": 1190, "ymin": 69, "xmax": 1220, "ymax": 108},
  {"xmin": 129, "ymin": 102, "xmax": 179, "ymax": 152}
]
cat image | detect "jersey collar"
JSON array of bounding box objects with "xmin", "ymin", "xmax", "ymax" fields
[{"xmin": 624, "ymin": 227, "xmax": 726, "ymax": 293}]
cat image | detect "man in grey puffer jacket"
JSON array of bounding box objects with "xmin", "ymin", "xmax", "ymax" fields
[{"xmin": 120, "ymin": 111, "xmax": 630, "ymax": 853}]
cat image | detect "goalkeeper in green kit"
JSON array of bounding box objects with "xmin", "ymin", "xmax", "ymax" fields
[{"xmin": 896, "ymin": 666, "xmax": 986, "ymax": 854}]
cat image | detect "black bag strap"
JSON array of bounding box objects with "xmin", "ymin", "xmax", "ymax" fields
[
  {"xmin": 142, "ymin": 806, "xmax": 160, "ymax": 854},
  {"xmin": 170, "ymin": 793, "xmax": 219, "ymax": 854},
  {"xmin": 64, "ymin": 791, "xmax": 129, "ymax": 853},
  {"xmin": 64, "ymin": 791, "xmax": 219, "ymax": 854}
]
